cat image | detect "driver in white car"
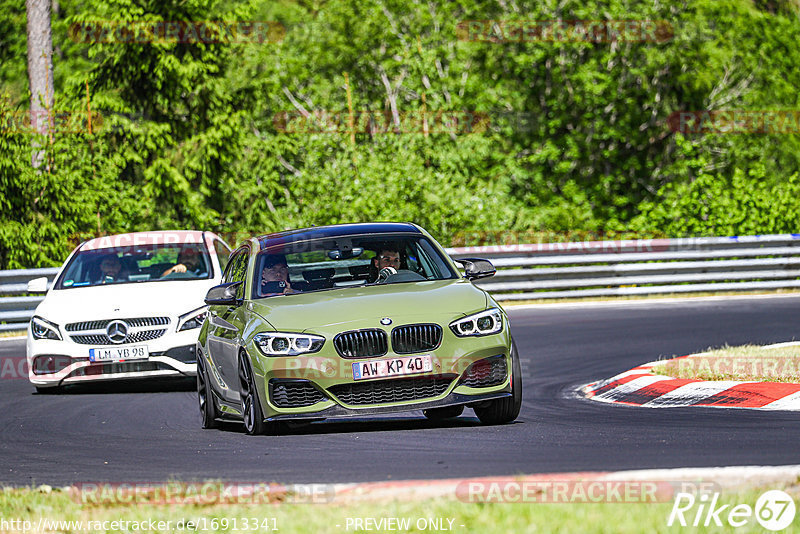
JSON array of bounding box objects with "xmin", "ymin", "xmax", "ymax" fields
[{"xmin": 97, "ymin": 254, "xmax": 127, "ymax": 284}]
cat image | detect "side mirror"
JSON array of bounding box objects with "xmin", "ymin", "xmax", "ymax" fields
[
  {"xmin": 27, "ymin": 277, "xmax": 49, "ymax": 294},
  {"xmin": 454, "ymin": 258, "xmax": 496, "ymax": 280},
  {"xmin": 204, "ymin": 281, "xmax": 242, "ymax": 306}
]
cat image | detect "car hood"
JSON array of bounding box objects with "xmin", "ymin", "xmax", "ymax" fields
[
  {"xmin": 249, "ymin": 279, "xmax": 490, "ymax": 332},
  {"xmin": 34, "ymin": 280, "xmax": 214, "ymax": 324}
]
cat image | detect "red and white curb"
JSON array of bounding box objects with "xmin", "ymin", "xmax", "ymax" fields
[{"xmin": 582, "ymin": 349, "xmax": 800, "ymax": 410}]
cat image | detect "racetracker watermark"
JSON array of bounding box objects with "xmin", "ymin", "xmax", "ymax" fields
[
  {"xmin": 1, "ymin": 110, "xmax": 100, "ymax": 135},
  {"xmin": 665, "ymin": 355, "xmax": 800, "ymax": 380},
  {"xmin": 0, "ymin": 357, "xmax": 28, "ymax": 380},
  {"xmin": 272, "ymin": 110, "xmax": 490, "ymax": 135},
  {"xmin": 78, "ymin": 231, "xmax": 207, "ymax": 251},
  {"xmin": 0, "ymin": 517, "xmax": 278, "ymax": 532},
  {"xmin": 455, "ymin": 479, "xmax": 718, "ymax": 503},
  {"xmin": 668, "ymin": 110, "xmax": 800, "ymax": 135},
  {"xmin": 264, "ymin": 354, "xmax": 506, "ymax": 382},
  {"xmin": 668, "ymin": 489, "xmax": 796, "ymax": 530},
  {"xmin": 69, "ymin": 230, "xmax": 235, "ymax": 251},
  {"xmin": 68, "ymin": 20, "xmax": 285, "ymax": 44},
  {"xmin": 457, "ymin": 19, "xmax": 674, "ymax": 43},
  {"xmin": 449, "ymin": 230, "xmax": 671, "ymax": 249},
  {"xmin": 72, "ymin": 482, "xmax": 334, "ymax": 505},
  {"xmin": 449, "ymin": 238, "xmax": 693, "ymax": 256},
  {"xmin": 68, "ymin": 230, "xmax": 385, "ymax": 253}
]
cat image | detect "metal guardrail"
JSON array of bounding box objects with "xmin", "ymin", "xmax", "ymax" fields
[
  {"xmin": 3, "ymin": 234, "xmax": 800, "ymax": 332},
  {"xmin": 0, "ymin": 268, "xmax": 59, "ymax": 332},
  {"xmin": 446, "ymin": 234, "xmax": 800, "ymax": 300}
]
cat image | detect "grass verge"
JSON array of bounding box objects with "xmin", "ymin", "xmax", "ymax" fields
[
  {"xmin": 0, "ymin": 330, "xmax": 25, "ymax": 339},
  {"xmin": 1, "ymin": 484, "xmax": 799, "ymax": 533},
  {"xmin": 652, "ymin": 343, "xmax": 800, "ymax": 382}
]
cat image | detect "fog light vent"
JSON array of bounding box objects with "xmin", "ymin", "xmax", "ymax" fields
[{"xmin": 459, "ymin": 355, "xmax": 507, "ymax": 388}]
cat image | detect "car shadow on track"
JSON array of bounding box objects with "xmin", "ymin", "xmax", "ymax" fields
[
  {"xmin": 214, "ymin": 415, "xmax": 523, "ymax": 436},
  {"xmin": 34, "ymin": 377, "xmax": 195, "ymax": 395}
]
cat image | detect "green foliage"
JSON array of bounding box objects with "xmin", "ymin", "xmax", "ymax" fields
[
  {"xmin": 2, "ymin": 0, "xmax": 800, "ymax": 268},
  {"xmin": 632, "ymin": 136, "xmax": 800, "ymax": 237},
  {"xmin": 0, "ymin": 96, "xmax": 140, "ymax": 268},
  {"xmin": 0, "ymin": 0, "xmax": 29, "ymax": 103}
]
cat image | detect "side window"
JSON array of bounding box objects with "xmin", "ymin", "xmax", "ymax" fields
[
  {"xmin": 214, "ymin": 239, "xmax": 231, "ymax": 273},
  {"xmin": 416, "ymin": 239, "xmax": 454, "ymax": 279},
  {"xmin": 224, "ymin": 247, "xmax": 250, "ymax": 300},
  {"xmin": 223, "ymin": 249, "xmax": 245, "ymax": 284}
]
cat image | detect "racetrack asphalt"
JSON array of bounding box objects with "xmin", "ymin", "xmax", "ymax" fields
[{"xmin": 1, "ymin": 295, "xmax": 800, "ymax": 486}]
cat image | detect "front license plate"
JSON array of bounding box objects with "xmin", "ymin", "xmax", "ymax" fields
[
  {"xmin": 89, "ymin": 345, "xmax": 149, "ymax": 362},
  {"xmin": 352, "ymin": 355, "xmax": 433, "ymax": 380}
]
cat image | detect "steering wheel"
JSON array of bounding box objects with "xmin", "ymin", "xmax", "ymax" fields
[{"xmin": 377, "ymin": 267, "xmax": 426, "ymax": 284}]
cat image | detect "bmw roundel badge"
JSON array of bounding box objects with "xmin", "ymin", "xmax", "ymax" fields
[{"xmin": 380, "ymin": 317, "xmax": 392, "ymax": 326}]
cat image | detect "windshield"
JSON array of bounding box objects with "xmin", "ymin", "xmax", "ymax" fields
[
  {"xmin": 253, "ymin": 235, "xmax": 458, "ymax": 299},
  {"xmin": 56, "ymin": 242, "xmax": 213, "ymax": 289}
]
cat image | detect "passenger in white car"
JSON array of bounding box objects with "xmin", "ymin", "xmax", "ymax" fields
[{"xmin": 161, "ymin": 246, "xmax": 205, "ymax": 278}]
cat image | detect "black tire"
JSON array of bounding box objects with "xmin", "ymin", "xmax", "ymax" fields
[
  {"xmin": 474, "ymin": 340, "xmax": 523, "ymax": 425},
  {"xmin": 423, "ymin": 405, "xmax": 464, "ymax": 420},
  {"xmin": 238, "ymin": 351, "xmax": 270, "ymax": 435},
  {"xmin": 197, "ymin": 355, "xmax": 219, "ymax": 429}
]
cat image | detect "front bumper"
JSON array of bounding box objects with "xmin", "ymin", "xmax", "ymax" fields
[
  {"xmin": 27, "ymin": 328, "xmax": 201, "ymax": 387},
  {"xmin": 265, "ymin": 390, "xmax": 511, "ymax": 421},
  {"xmin": 243, "ymin": 332, "xmax": 513, "ymax": 421}
]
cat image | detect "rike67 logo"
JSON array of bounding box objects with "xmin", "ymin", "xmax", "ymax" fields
[{"xmin": 668, "ymin": 490, "xmax": 796, "ymax": 531}]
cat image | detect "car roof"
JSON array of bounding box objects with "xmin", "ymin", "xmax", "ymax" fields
[
  {"xmin": 255, "ymin": 223, "xmax": 421, "ymax": 250},
  {"xmin": 80, "ymin": 230, "xmax": 208, "ymax": 251}
]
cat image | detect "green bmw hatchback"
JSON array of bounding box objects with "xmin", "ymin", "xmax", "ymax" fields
[{"xmin": 197, "ymin": 223, "xmax": 521, "ymax": 434}]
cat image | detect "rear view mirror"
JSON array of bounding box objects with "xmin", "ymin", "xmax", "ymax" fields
[
  {"xmin": 454, "ymin": 258, "xmax": 496, "ymax": 280},
  {"xmin": 27, "ymin": 277, "xmax": 49, "ymax": 294},
  {"xmin": 204, "ymin": 281, "xmax": 242, "ymax": 306},
  {"xmin": 328, "ymin": 247, "xmax": 363, "ymax": 260}
]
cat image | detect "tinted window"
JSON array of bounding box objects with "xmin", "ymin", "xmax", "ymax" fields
[
  {"xmin": 253, "ymin": 235, "xmax": 457, "ymax": 299},
  {"xmin": 56, "ymin": 242, "xmax": 212, "ymax": 289},
  {"xmin": 224, "ymin": 247, "xmax": 249, "ymax": 299}
]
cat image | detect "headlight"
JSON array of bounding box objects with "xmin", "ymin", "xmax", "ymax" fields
[
  {"xmin": 178, "ymin": 306, "xmax": 208, "ymax": 332},
  {"xmin": 254, "ymin": 332, "xmax": 325, "ymax": 356},
  {"xmin": 449, "ymin": 308, "xmax": 503, "ymax": 337},
  {"xmin": 30, "ymin": 316, "xmax": 62, "ymax": 340}
]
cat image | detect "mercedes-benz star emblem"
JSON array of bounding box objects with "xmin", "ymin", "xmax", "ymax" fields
[
  {"xmin": 106, "ymin": 320, "xmax": 129, "ymax": 344},
  {"xmin": 380, "ymin": 317, "xmax": 392, "ymax": 326}
]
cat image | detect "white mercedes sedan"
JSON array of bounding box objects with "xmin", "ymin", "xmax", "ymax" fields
[{"xmin": 26, "ymin": 231, "xmax": 230, "ymax": 392}]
